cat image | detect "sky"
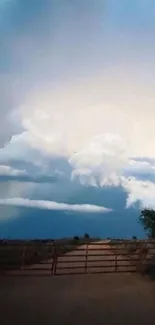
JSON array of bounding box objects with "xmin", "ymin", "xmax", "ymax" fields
[{"xmin": 0, "ymin": 0, "xmax": 155, "ymax": 239}]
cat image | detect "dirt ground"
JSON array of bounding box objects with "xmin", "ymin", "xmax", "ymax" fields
[
  {"xmin": 1, "ymin": 241, "xmax": 155, "ymax": 325},
  {"xmin": 1, "ymin": 273, "xmax": 155, "ymax": 325}
]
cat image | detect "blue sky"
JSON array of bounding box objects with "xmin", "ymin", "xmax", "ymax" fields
[{"xmin": 0, "ymin": 1, "xmax": 155, "ymax": 239}]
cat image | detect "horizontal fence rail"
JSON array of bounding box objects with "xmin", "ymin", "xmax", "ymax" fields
[{"xmin": 0, "ymin": 240, "xmax": 155, "ymax": 276}]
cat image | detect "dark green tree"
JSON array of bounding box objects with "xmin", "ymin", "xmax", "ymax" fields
[
  {"xmin": 84, "ymin": 233, "xmax": 90, "ymax": 240},
  {"xmin": 139, "ymin": 209, "xmax": 155, "ymax": 238},
  {"xmin": 73, "ymin": 236, "xmax": 79, "ymax": 241}
]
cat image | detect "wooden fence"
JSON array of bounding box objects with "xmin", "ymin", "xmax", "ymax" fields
[{"xmin": 0, "ymin": 240, "xmax": 155, "ymax": 276}]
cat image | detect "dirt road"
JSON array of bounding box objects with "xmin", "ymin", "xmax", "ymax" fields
[
  {"xmin": 2, "ymin": 241, "xmax": 155, "ymax": 324},
  {"xmin": 1, "ymin": 273, "xmax": 155, "ymax": 325}
]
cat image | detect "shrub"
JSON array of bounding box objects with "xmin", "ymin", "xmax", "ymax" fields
[{"xmin": 73, "ymin": 236, "xmax": 79, "ymax": 241}]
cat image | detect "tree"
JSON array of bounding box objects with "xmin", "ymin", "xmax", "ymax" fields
[
  {"xmin": 73, "ymin": 236, "xmax": 79, "ymax": 241},
  {"xmin": 139, "ymin": 209, "xmax": 155, "ymax": 238},
  {"xmin": 132, "ymin": 236, "xmax": 137, "ymax": 240},
  {"xmin": 84, "ymin": 233, "xmax": 90, "ymax": 240}
]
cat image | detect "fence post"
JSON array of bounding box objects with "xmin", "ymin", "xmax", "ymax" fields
[
  {"xmin": 21, "ymin": 245, "xmax": 26, "ymax": 271},
  {"xmin": 85, "ymin": 243, "xmax": 89, "ymax": 274},
  {"xmin": 53, "ymin": 243, "xmax": 58, "ymax": 276},
  {"xmin": 51, "ymin": 243, "xmax": 56, "ymax": 276},
  {"xmin": 51, "ymin": 243, "xmax": 55, "ymax": 276},
  {"xmin": 115, "ymin": 251, "xmax": 117, "ymax": 272}
]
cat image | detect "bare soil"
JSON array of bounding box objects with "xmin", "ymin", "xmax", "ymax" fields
[{"xmin": 1, "ymin": 273, "xmax": 155, "ymax": 325}]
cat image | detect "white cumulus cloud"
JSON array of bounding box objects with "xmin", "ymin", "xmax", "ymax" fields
[
  {"xmin": 121, "ymin": 177, "xmax": 155, "ymax": 209},
  {"xmin": 1, "ymin": 0, "xmax": 155, "ymax": 215},
  {"xmin": 0, "ymin": 165, "xmax": 26, "ymax": 177},
  {"xmin": 124, "ymin": 159, "xmax": 155, "ymax": 175},
  {"xmin": 70, "ymin": 133, "xmax": 127, "ymax": 187},
  {"xmin": 0, "ymin": 197, "xmax": 112, "ymax": 214}
]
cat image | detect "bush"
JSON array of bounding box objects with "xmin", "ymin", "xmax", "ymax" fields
[{"xmin": 73, "ymin": 236, "xmax": 79, "ymax": 241}]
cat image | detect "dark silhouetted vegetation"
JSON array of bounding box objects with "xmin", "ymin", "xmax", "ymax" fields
[
  {"xmin": 84, "ymin": 233, "xmax": 90, "ymax": 239},
  {"xmin": 73, "ymin": 236, "xmax": 79, "ymax": 241},
  {"xmin": 139, "ymin": 209, "xmax": 155, "ymax": 238}
]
